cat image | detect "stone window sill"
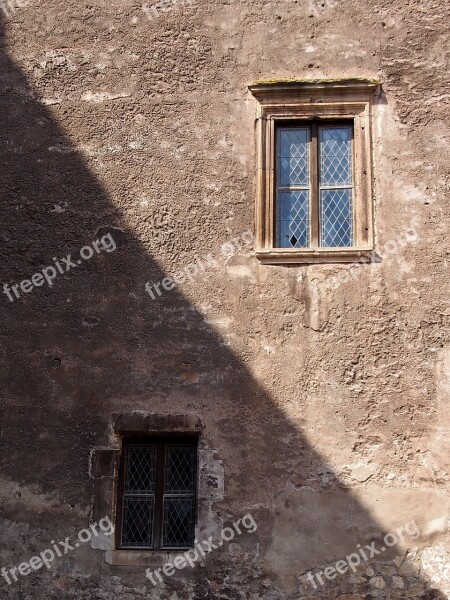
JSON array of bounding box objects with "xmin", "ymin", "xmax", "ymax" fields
[
  {"xmin": 105, "ymin": 549, "xmax": 186, "ymax": 567},
  {"xmin": 255, "ymin": 247, "xmax": 374, "ymax": 265}
]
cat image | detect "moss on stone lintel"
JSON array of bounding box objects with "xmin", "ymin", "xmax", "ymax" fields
[{"xmin": 248, "ymin": 77, "xmax": 380, "ymax": 88}]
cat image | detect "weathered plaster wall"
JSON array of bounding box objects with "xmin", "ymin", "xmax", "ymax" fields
[{"xmin": 0, "ymin": 0, "xmax": 449, "ymax": 598}]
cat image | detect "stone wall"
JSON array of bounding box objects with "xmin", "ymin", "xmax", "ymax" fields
[{"xmin": 0, "ymin": 0, "xmax": 449, "ymax": 598}]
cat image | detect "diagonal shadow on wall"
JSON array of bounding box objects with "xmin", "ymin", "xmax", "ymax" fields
[{"xmin": 0, "ymin": 9, "xmax": 447, "ymax": 600}]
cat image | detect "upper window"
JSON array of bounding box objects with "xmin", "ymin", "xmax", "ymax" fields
[
  {"xmin": 276, "ymin": 122, "xmax": 354, "ymax": 249},
  {"xmin": 249, "ymin": 80, "xmax": 378, "ymax": 264},
  {"xmin": 117, "ymin": 436, "xmax": 198, "ymax": 550}
]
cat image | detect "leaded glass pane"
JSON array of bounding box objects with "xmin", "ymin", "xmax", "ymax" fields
[
  {"xmin": 277, "ymin": 128, "xmax": 309, "ymax": 186},
  {"xmin": 121, "ymin": 496, "xmax": 154, "ymax": 547},
  {"xmin": 277, "ymin": 190, "xmax": 310, "ymax": 248},
  {"xmin": 165, "ymin": 446, "xmax": 196, "ymax": 493},
  {"xmin": 320, "ymin": 127, "xmax": 352, "ymax": 185},
  {"xmin": 320, "ymin": 189, "xmax": 353, "ymax": 247},
  {"xmin": 162, "ymin": 497, "xmax": 195, "ymax": 548},
  {"xmin": 125, "ymin": 446, "xmax": 155, "ymax": 493}
]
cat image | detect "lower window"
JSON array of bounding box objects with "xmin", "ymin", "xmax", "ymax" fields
[{"xmin": 117, "ymin": 436, "xmax": 198, "ymax": 550}]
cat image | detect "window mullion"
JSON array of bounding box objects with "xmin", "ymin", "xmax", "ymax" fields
[
  {"xmin": 310, "ymin": 122, "xmax": 319, "ymax": 248},
  {"xmin": 153, "ymin": 444, "xmax": 165, "ymax": 550}
]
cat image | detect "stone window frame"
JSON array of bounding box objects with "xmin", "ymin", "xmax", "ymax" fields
[
  {"xmin": 248, "ymin": 79, "xmax": 379, "ymax": 265},
  {"xmin": 90, "ymin": 413, "xmax": 224, "ymax": 567}
]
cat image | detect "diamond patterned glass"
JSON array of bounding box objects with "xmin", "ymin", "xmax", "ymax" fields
[
  {"xmin": 162, "ymin": 446, "xmax": 197, "ymax": 548},
  {"xmin": 121, "ymin": 447, "xmax": 155, "ymax": 548},
  {"xmin": 125, "ymin": 446, "xmax": 155, "ymax": 493},
  {"xmin": 320, "ymin": 126, "xmax": 352, "ymax": 185},
  {"xmin": 277, "ymin": 191, "xmax": 310, "ymax": 248},
  {"xmin": 121, "ymin": 496, "xmax": 154, "ymax": 547},
  {"xmin": 277, "ymin": 128, "xmax": 309, "ymax": 186},
  {"xmin": 162, "ymin": 497, "xmax": 195, "ymax": 548},
  {"xmin": 276, "ymin": 127, "xmax": 310, "ymax": 248},
  {"xmin": 320, "ymin": 189, "xmax": 353, "ymax": 247},
  {"xmin": 165, "ymin": 447, "xmax": 196, "ymax": 493},
  {"xmin": 120, "ymin": 441, "xmax": 197, "ymax": 550}
]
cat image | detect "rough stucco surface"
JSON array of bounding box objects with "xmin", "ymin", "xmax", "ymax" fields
[{"xmin": 0, "ymin": 0, "xmax": 449, "ymax": 598}]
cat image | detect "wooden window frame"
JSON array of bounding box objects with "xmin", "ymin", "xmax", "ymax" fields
[
  {"xmin": 249, "ymin": 80, "xmax": 378, "ymax": 264},
  {"xmin": 275, "ymin": 119, "xmax": 354, "ymax": 248},
  {"xmin": 116, "ymin": 435, "xmax": 198, "ymax": 551}
]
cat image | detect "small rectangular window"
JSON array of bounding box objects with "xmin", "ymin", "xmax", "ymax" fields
[
  {"xmin": 117, "ymin": 437, "xmax": 198, "ymax": 550},
  {"xmin": 276, "ymin": 122, "xmax": 354, "ymax": 249}
]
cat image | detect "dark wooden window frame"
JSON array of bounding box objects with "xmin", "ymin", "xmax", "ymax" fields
[
  {"xmin": 274, "ymin": 119, "xmax": 355, "ymax": 249},
  {"xmin": 116, "ymin": 435, "xmax": 198, "ymax": 551},
  {"xmin": 249, "ymin": 80, "xmax": 378, "ymax": 265}
]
